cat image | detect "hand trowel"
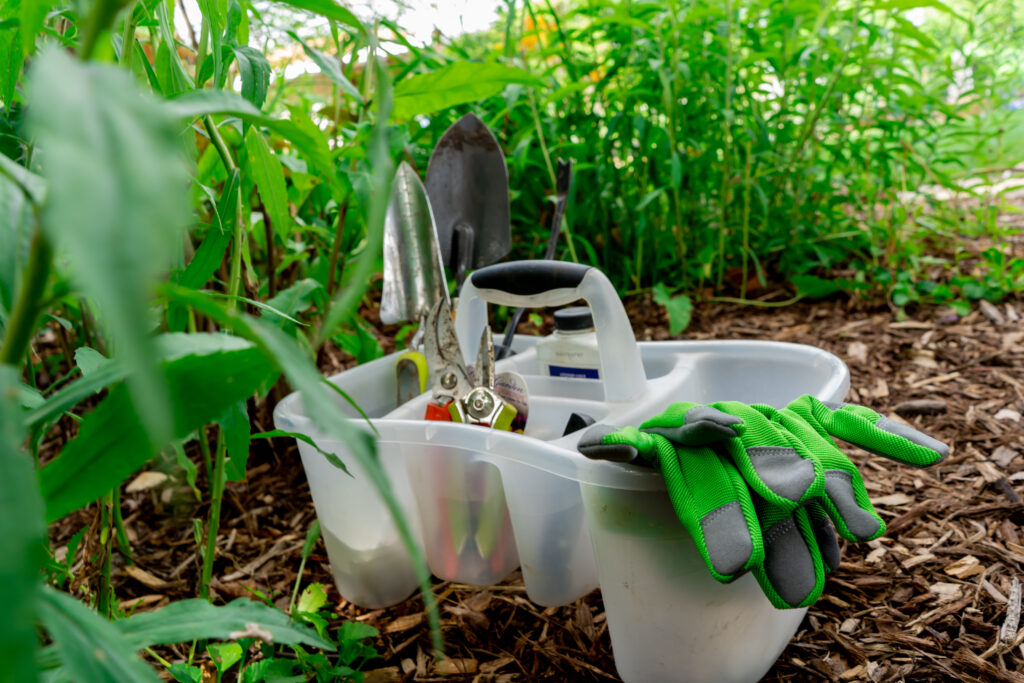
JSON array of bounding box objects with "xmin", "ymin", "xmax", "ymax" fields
[
  {"xmin": 381, "ymin": 161, "xmax": 449, "ymax": 405},
  {"xmin": 425, "ymin": 113, "xmax": 511, "ymax": 290}
]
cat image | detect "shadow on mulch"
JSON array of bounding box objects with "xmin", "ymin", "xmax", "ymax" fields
[{"xmin": 50, "ymin": 296, "xmax": 1024, "ymax": 682}]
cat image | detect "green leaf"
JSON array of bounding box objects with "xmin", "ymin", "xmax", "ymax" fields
[
  {"xmin": 301, "ymin": 519, "xmax": 321, "ymax": 559},
  {"xmin": 276, "ymin": 0, "xmax": 366, "ymax": 36},
  {"xmin": 651, "ymin": 284, "xmax": 692, "ymax": 336},
  {"xmin": 338, "ymin": 620, "xmax": 379, "ymax": 643},
  {"xmin": 392, "ymin": 62, "xmax": 543, "ymax": 119},
  {"xmin": 287, "ymin": 31, "xmax": 363, "ymax": 103},
  {"xmin": 0, "ymin": 161, "xmax": 35, "ymax": 314},
  {"xmin": 29, "ymin": 48, "xmax": 192, "ymax": 446},
  {"xmin": 265, "ymin": 278, "xmax": 323, "ymax": 322},
  {"xmin": 0, "ymin": 365, "xmax": 45, "ymax": 683},
  {"xmin": 39, "ymin": 334, "xmax": 278, "ymax": 521},
  {"xmin": 245, "ymin": 127, "xmax": 291, "ymax": 242},
  {"xmin": 178, "ymin": 170, "xmax": 240, "ymax": 291},
  {"xmin": 168, "ymin": 663, "xmax": 203, "ymax": 683},
  {"xmin": 207, "ymin": 642, "xmax": 243, "ymax": 675},
  {"xmin": 24, "ymin": 360, "xmax": 128, "ymax": 429},
  {"xmin": 251, "ymin": 429, "xmax": 349, "ymax": 476},
  {"xmin": 219, "ymin": 399, "xmax": 251, "ymax": 482},
  {"xmin": 233, "ymin": 45, "xmax": 270, "ymax": 108},
  {"xmin": 116, "ymin": 598, "xmax": 334, "ymax": 650},
  {"xmin": 296, "ymin": 583, "xmax": 327, "ymax": 615},
  {"xmin": 0, "ymin": 5, "xmax": 23, "ymax": 113},
  {"xmin": 74, "ymin": 347, "xmax": 109, "ymax": 377},
  {"xmin": 791, "ymin": 275, "xmax": 841, "ymax": 299},
  {"xmin": 166, "ymin": 90, "xmax": 343, "ymax": 200},
  {"xmin": 37, "ymin": 585, "xmax": 162, "ymax": 683},
  {"xmin": 20, "ymin": 0, "xmax": 56, "ymax": 58}
]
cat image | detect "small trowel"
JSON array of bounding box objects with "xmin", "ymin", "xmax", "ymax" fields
[
  {"xmin": 381, "ymin": 161, "xmax": 449, "ymax": 327},
  {"xmin": 381, "ymin": 162, "xmax": 449, "ymax": 405},
  {"xmin": 425, "ymin": 113, "xmax": 511, "ymax": 290}
]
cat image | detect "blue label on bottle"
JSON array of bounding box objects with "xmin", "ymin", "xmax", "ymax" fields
[{"xmin": 549, "ymin": 364, "xmax": 600, "ymax": 379}]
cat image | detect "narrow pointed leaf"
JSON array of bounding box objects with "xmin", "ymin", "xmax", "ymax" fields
[
  {"xmin": 245, "ymin": 128, "xmax": 291, "ymax": 242},
  {"xmin": 37, "ymin": 586, "xmax": 161, "ymax": 683},
  {"xmin": 0, "ymin": 366, "xmax": 45, "ymax": 683},
  {"xmin": 29, "ymin": 49, "xmax": 192, "ymax": 446},
  {"xmin": 392, "ymin": 62, "xmax": 543, "ymax": 119},
  {"xmin": 117, "ymin": 598, "xmax": 334, "ymax": 650}
]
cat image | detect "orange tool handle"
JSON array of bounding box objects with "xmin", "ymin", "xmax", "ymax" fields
[{"xmin": 424, "ymin": 402, "xmax": 453, "ymax": 421}]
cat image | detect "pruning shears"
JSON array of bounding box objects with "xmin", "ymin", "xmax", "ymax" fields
[{"xmin": 422, "ymin": 298, "xmax": 517, "ymax": 431}]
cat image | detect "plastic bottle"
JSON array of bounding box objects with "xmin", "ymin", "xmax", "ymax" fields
[{"xmin": 536, "ymin": 306, "xmax": 602, "ymax": 379}]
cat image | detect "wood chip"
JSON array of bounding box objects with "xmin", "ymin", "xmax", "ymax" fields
[
  {"xmin": 118, "ymin": 594, "xmax": 165, "ymax": 612},
  {"xmin": 902, "ymin": 552, "xmax": 936, "ymax": 569},
  {"xmin": 1001, "ymin": 578, "xmax": 1022, "ymax": 644},
  {"xmin": 991, "ymin": 445, "xmax": 1019, "ymax": 468},
  {"xmin": 873, "ymin": 492, "xmax": 913, "ymax": 506},
  {"xmin": 125, "ymin": 471, "xmax": 168, "ymax": 493},
  {"xmin": 362, "ymin": 667, "xmax": 402, "ymax": 683},
  {"xmin": 929, "ymin": 582, "xmax": 963, "ymax": 603},
  {"xmin": 433, "ymin": 658, "xmax": 478, "ymax": 675},
  {"xmin": 123, "ymin": 565, "xmax": 170, "ymax": 590},
  {"xmin": 995, "ymin": 408, "xmax": 1022, "ymax": 422},
  {"xmin": 893, "ymin": 399, "xmax": 947, "ymax": 416},
  {"xmin": 909, "ymin": 371, "xmax": 961, "ymax": 389},
  {"xmin": 944, "ymin": 555, "xmax": 984, "ymax": 579},
  {"xmin": 979, "ymin": 300, "xmax": 1005, "ymax": 325},
  {"xmin": 847, "ymin": 341, "xmax": 868, "ymax": 364},
  {"xmin": 384, "ymin": 613, "xmax": 424, "ymax": 634},
  {"xmin": 975, "ymin": 460, "xmax": 1004, "ymax": 483}
]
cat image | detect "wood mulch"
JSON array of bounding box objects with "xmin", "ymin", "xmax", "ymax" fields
[{"xmin": 49, "ymin": 295, "xmax": 1024, "ymax": 682}]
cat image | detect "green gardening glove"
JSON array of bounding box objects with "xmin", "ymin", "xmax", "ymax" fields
[
  {"xmin": 577, "ymin": 422, "xmax": 839, "ymax": 607},
  {"xmin": 578, "ymin": 395, "xmax": 948, "ymax": 609},
  {"xmin": 578, "ymin": 425, "xmax": 765, "ymax": 583}
]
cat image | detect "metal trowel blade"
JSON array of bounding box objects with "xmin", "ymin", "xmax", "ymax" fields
[
  {"xmin": 425, "ymin": 113, "xmax": 511, "ymax": 271},
  {"xmin": 380, "ymin": 162, "xmax": 449, "ymax": 325}
]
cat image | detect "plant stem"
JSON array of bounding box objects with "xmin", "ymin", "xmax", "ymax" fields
[
  {"xmin": 119, "ymin": 8, "xmax": 137, "ymax": 67},
  {"xmin": 113, "ymin": 488, "xmax": 133, "ymax": 559},
  {"xmin": 288, "ymin": 555, "xmax": 310, "ymax": 615},
  {"xmin": 98, "ymin": 492, "xmax": 114, "ymax": 618},
  {"xmin": 80, "ymin": 0, "xmax": 128, "ymax": 61},
  {"xmin": 0, "ymin": 227, "xmax": 52, "ymax": 367},
  {"xmin": 325, "ymin": 199, "xmax": 351, "ymax": 298},
  {"xmin": 199, "ymin": 431, "xmax": 227, "ymax": 600},
  {"xmin": 203, "ymin": 117, "xmax": 245, "ymax": 312}
]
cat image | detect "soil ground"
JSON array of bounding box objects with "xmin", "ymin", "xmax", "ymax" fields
[{"xmin": 51, "ymin": 294, "xmax": 1024, "ymax": 682}]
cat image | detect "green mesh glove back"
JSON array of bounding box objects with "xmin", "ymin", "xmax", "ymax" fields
[
  {"xmin": 578, "ymin": 395, "xmax": 948, "ymax": 609},
  {"xmin": 581, "ymin": 424, "xmax": 764, "ymax": 582}
]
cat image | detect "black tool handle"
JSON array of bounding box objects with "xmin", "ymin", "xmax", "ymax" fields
[{"xmin": 471, "ymin": 261, "xmax": 590, "ymax": 300}]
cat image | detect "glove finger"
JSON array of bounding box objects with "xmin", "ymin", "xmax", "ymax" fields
[
  {"xmin": 821, "ymin": 467, "xmax": 885, "ymax": 542},
  {"xmin": 806, "ymin": 501, "xmax": 841, "ymax": 572},
  {"xmin": 653, "ymin": 436, "xmax": 763, "ymax": 581},
  {"xmin": 639, "ymin": 403, "xmax": 742, "ymax": 445},
  {"xmin": 753, "ymin": 504, "xmax": 826, "ymax": 609},
  {"xmin": 717, "ymin": 438, "xmax": 818, "ymax": 511},
  {"xmin": 788, "ymin": 396, "xmax": 949, "ymax": 467},
  {"xmin": 577, "ymin": 425, "xmax": 648, "ymax": 463}
]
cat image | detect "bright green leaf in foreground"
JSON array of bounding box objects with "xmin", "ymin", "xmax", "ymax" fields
[
  {"xmin": 392, "ymin": 61, "xmax": 543, "ymax": 119},
  {"xmin": 39, "ymin": 334, "xmax": 278, "ymax": 521},
  {"xmin": 28, "ymin": 48, "xmax": 192, "ymax": 445},
  {"xmin": 117, "ymin": 597, "xmax": 334, "ymax": 650},
  {"xmin": 0, "ymin": 366, "xmax": 45, "ymax": 683},
  {"xmin": 37, "ymin": 586, "xmax": 162, "ymax": 683}
]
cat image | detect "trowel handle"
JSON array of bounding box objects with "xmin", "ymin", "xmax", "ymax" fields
[{"xmin": 456, "ymin": 261, "xmax": 646, "ymax": 403}]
